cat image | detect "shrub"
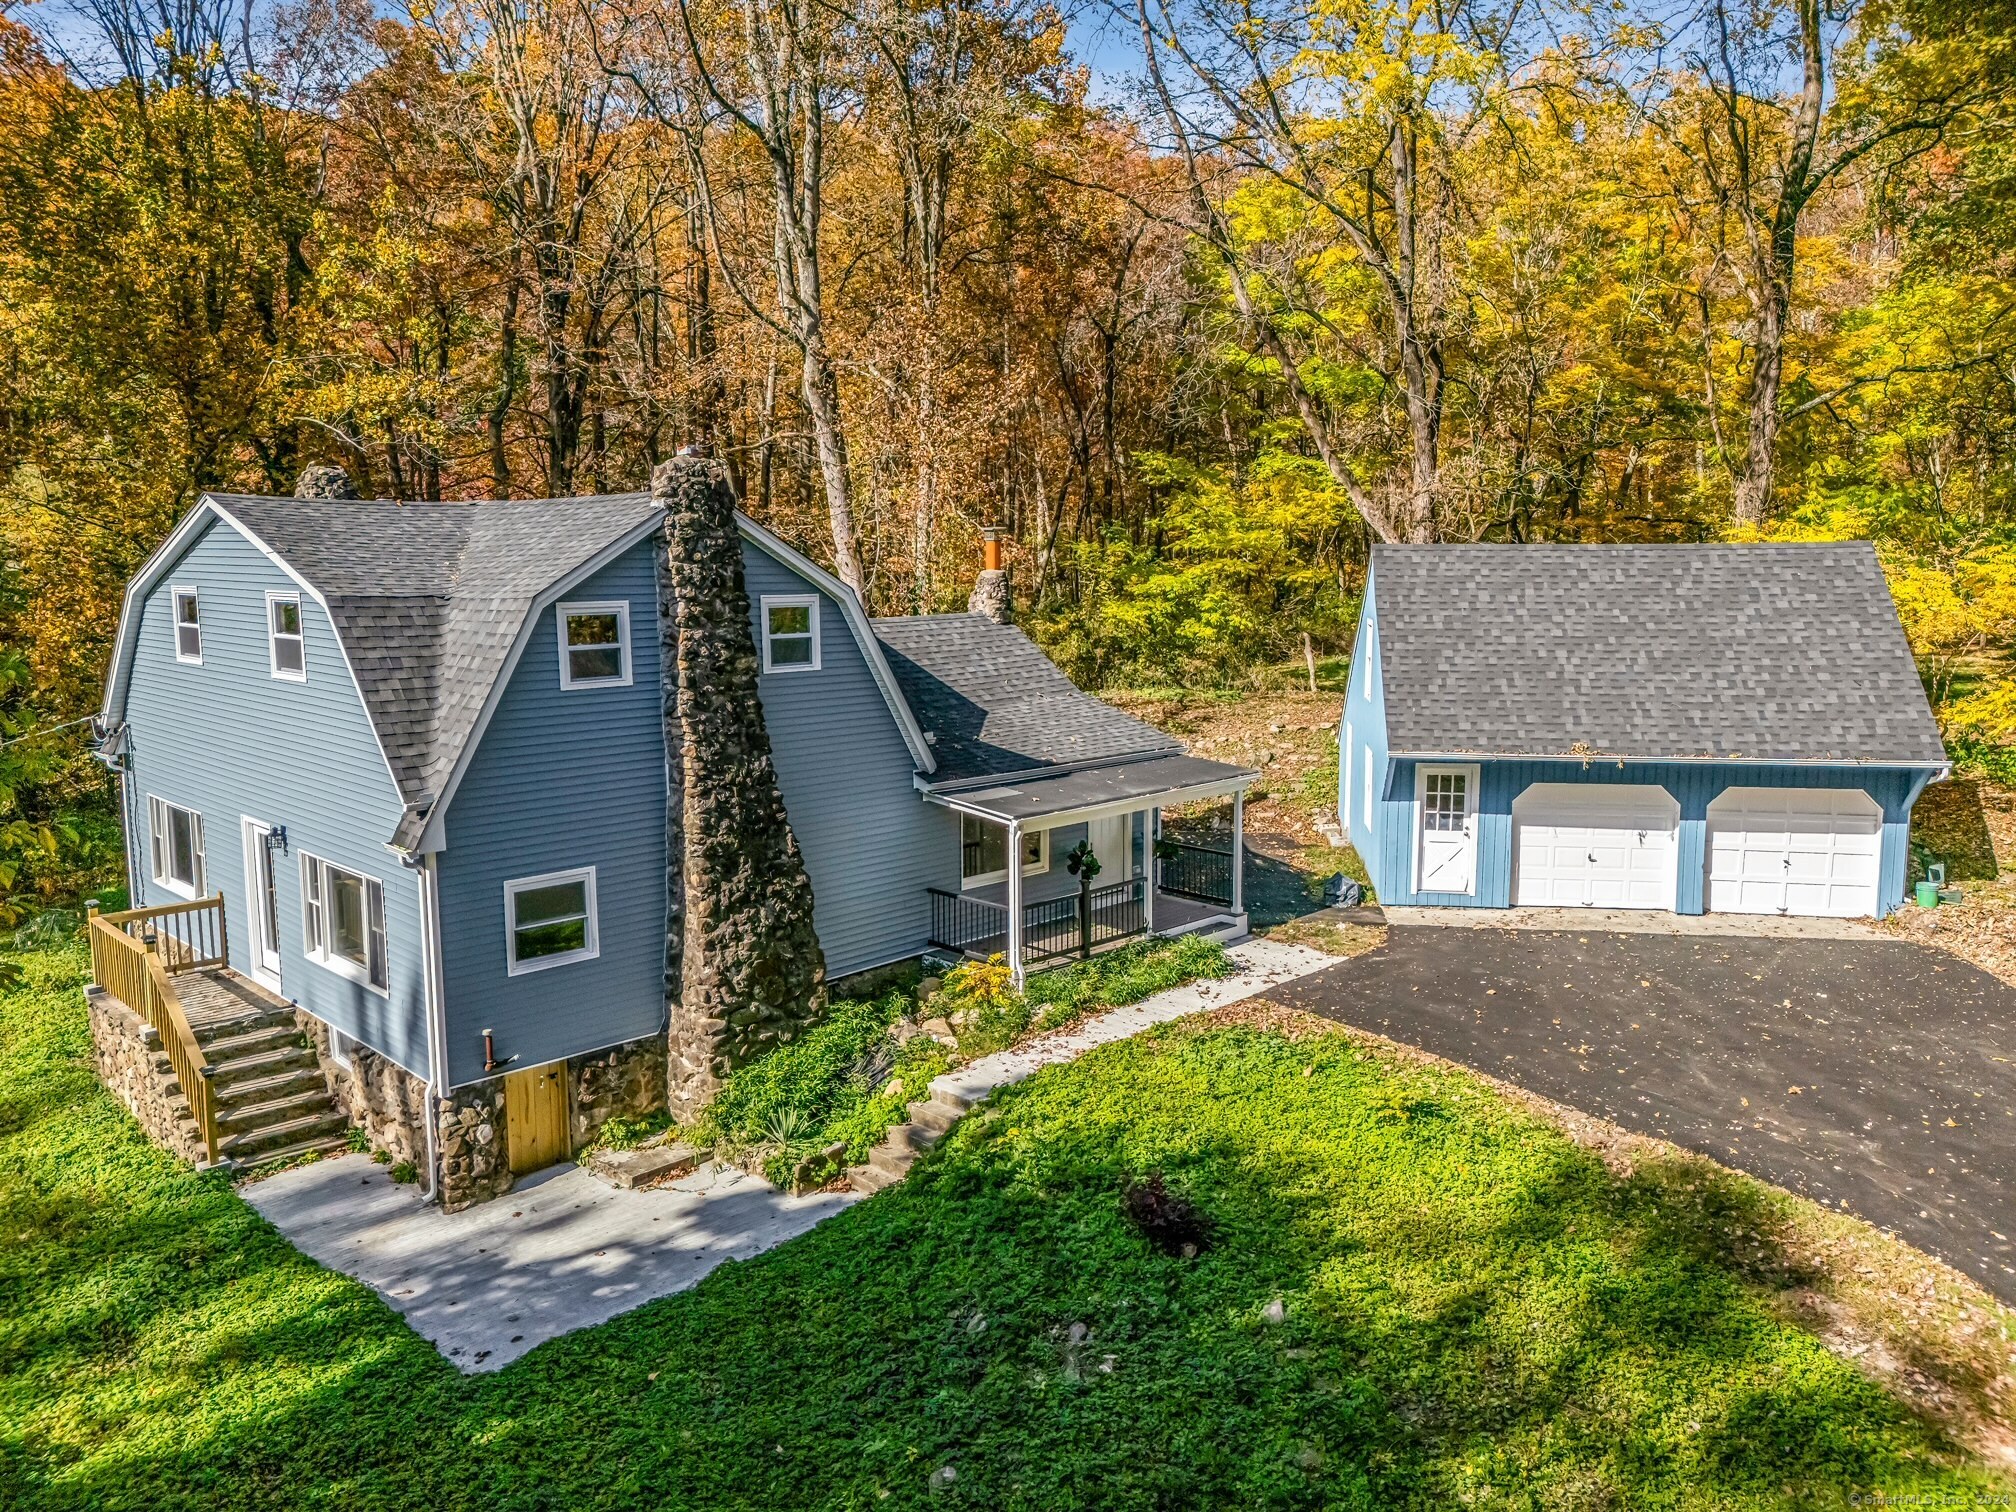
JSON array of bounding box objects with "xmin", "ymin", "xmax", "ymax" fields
[{"xmin": 696, "ymin": 991, "xmax": 909, "ymax": 1150}]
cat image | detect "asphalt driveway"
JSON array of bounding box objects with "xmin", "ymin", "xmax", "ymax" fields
[{"xmin": 1264, "ymin": 924, "xmax": 2016, "ymax": 1302}]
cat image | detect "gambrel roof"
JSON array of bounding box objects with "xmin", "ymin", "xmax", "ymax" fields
[
  {"xmin": 1368, "ymin": 542, "xmax": 1947, "ymax": 765},
  {"xmin": 102, "ymin": 492, "xmax": 933, "ymax": 850}
]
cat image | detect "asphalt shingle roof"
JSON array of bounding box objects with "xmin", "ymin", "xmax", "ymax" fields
[
  {"xmin": 1370, "ymin": 542, "xmax": 1947, "ymax": 764},
  {"xmin": 871, "ymin": 614, "xmax": 1181, "ymax": 783},
  {"xmin": 209, "ymin": 493, "xmax": 660, "ymax": 817}
]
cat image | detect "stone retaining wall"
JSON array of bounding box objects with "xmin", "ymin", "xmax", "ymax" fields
[
  {"xmin": 299, "ymin": 1012, "xmax": 429, "ymax": 1170},
  {"xmin": 437, "ymin": 1080, "xmax": 511, "ymax": 1212},
  {"xmin": 87, "ymin": 986, "xmax": 207, "ymax": 1164},
  {"xmin": 568, "ymin": 1034, "xmax": 668, "ymax": 1147}
]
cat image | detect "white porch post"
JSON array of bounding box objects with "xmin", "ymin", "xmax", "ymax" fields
[
  {"xmin": 1144, "ymin": 809, "xmax": 1157, "ymax": 936},
  {"xmin": 1231, "ymin": 790, "xmax": 1245, "ymax": 917},
  {"xmin": 1005, "ymin": 817, "xmax": 1026, "ymax": 989}
]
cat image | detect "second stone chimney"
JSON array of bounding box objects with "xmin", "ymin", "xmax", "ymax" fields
[
  {"xmin": 967, "ymin": 524, "xmax": 1011, "ymax": 624},
  {"xmin": 293, "ymin": 464, "xmax": 358, "ymax": 500}
]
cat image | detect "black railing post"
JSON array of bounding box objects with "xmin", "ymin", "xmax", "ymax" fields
[{"xmin": 1078, "ymin": 876, "xmax": 1092, "ymax": 960}]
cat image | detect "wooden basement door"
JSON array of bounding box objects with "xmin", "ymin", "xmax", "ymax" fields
[{"xmin": 504, "ymin": 1063, "xmax": 571, "ymax": 1174}]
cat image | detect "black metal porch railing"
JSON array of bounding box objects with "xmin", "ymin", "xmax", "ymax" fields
[
  {"xmin": 928, "ymin": 877, "xmax": 1149, "ymax": 964},
  {"xmin": 1159, "ymin": 840, "xmax": 1235, "ymax": 908}
]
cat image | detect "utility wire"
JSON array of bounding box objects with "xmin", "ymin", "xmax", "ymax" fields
[{"xmin": 0, "ymin": 716, "xmax": 96, "ymax": 750}]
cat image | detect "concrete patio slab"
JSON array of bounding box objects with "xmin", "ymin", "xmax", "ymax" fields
[
  {"xmin": 244, "ymin": 1154, "xmax": 854, "ymax": 1372},
  {"xmin": 1383, "ymin": 905, "xmax": 1883, "ymax": 940}
]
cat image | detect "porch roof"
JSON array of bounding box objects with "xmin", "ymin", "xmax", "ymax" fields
[{"xmin": 921, "ymin": 753, "xmax": 1257, "ymax": 826}]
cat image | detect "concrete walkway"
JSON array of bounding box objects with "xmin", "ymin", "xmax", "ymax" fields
[
  {"xmin": 1384, "ymin": 904, "xmax": 1882, "ymax": 940},
  {"xmin": 244, "ymin": 1154, "xmax": 854, "ymax": 1372},
  {"xmin": 243, "ymin": 935, "xmax": 1340, "ymax": 1372}
]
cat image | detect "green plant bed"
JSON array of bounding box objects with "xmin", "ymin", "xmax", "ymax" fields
[{"xmin": 2, "ymin": 940, "xmax": 1999, "ymax": 1508}]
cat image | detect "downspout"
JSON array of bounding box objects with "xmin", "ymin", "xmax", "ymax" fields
[{"xmin": 414, "ymin": 853, "xmax": 451, "ymax": 1204}]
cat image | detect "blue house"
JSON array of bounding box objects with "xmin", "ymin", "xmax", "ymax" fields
[
  {"xmin": 93, "ymin": 489, "xmax": 1252, "ymax": 1203},
  {"xmin": 1340, "ymin": 543, "xmax": 1948, "ymax": 919}
]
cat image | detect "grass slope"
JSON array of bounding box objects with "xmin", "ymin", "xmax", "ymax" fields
[{"xmin": 1, "ymin": 943, "xmax": 1998, "ymax": 1509}]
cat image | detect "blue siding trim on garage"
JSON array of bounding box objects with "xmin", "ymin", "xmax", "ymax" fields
[
  {"xmin": 1338, "ymin": 570, "xmax": 1391, "ymax": 880},
  {"xmin": 744, "ymin": 549, "xmax": 959, "ymax": 978},
  {"xmin": 1367, "ymin": 757, "xmax": 1933, "ymax": 915},
  {"xmin": 121, "ymin": 519, "xmax": 430, "ymax": 1073},
  {"xmin": 436, "ymin": 542, "xmax": 668, "ymax": 1087}
]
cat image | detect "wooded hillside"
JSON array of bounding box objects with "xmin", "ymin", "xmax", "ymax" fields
[{"xmin": 3, "ymin": 0, "xmax": 2016, "ymax": 912}]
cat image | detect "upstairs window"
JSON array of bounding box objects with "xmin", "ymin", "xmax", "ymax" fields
[
  {"xmin": 761, "ymin": 595, "xmax": 820, "ymax": 673},
  {"xmin": 171, "ymin": 588, "xmax": 202, "ymax": 663},
  {"xmin": 558, "ymin": 601, "xmax": 632, "ymax": 688},
  {"xmin": 301, "ymin": 853, "xmax": 388, "ymax": 992},
  {"xmin": 505, "ymin": 867, "xmax": 599, "ymax": 974},
  {"xmin": 147, "ymin": 795, "xmax": 205, "ymax": 899},
  {"xmin": 268, "ymin": 592, "xmax": 306, "ymax": 680}
]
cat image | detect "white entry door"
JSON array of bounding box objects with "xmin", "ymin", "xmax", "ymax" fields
[
  {"xmin": 1706, "ymin": 787, "xmax": 1882, "ymax": 918},
  {"xmin": 1513, "ymin": 783, "xmax": 1680, "ymax": 910},
  {"xmin": 1415, "ymin": 766, "xmax": 1478, "ymax": 894},
  {"xmin": 240, "ymin": 817, "xmax": 283, "ymax": 987}
]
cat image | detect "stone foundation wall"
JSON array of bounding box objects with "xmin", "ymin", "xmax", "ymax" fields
[
  {"xmin": 298, "ymin": 1012, "xmax": 428, "ymax": 1169},
  {"xmin": 568, "ymin": 1035, "xmax": 668, "ymax": 1147},
  {"xmin": 437, "ymin": 1080, "xmax": 511, "ymax": 1212},
  {"xmin": 87, "ymin": 986, "xmax": 207, "ymax": 1164}
]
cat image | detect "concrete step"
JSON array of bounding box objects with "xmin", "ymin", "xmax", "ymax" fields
[
  {"xmin": 215, "ymin": 1086, "xmax": 337, "ymax": 1131},
  {"xmin": 885, "ymin": 1121, "xmax": 944, "ymax": 1157},
  {"xmin": 847, "ymin": 1161, "xmax": 900, "ymax": 1195},
  {"xmin": 219, "ymin": 1108, "xmax": 351, "ymax": 1159},
  {"xmin": 867, "ymin": 1140, "xmax": 918, "ymax": 1178},
  {"xmin": 206, "ymin": 1045, "xmax": 321, "ymax": 1091},
  {"xmin": 212, "ymin": 1064, "xmax": 328, "ymax": 1108},
  {"xmin": 907, "ymin": 1099, "xmax": 961, "ymax": 1136},
  {"xmin": 231, "ymin": 1132, "xmax": 353, "ymax": 1170}
]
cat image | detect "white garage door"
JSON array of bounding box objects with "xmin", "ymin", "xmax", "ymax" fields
[
  {"xmin": 1513, "ymin": 783, "xmax": 1680, "ymax": 910},
  {"xmin": 1706, "ymin": 787, "xmax": 1881, "ymax": 918}
]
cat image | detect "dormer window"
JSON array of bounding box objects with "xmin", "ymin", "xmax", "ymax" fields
[
  {"xmin": 558, "ymin": 601, "xmax": 632, "ymax": 688},
  {"xmin": 171, "ymin": 588, "xmax": 201, "ymax": 663},
  {"xmin": 761, "ymin": 595, "xmax": 820, "ymax": 673},
  {"xmin": 268, "ymin": 592, "xmax": 305, "ymax": 680}
]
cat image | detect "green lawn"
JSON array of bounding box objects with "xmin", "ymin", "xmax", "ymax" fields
[{"xmin": 1, "ymin": 942, "xmax": 2000, "ymax": 1509}]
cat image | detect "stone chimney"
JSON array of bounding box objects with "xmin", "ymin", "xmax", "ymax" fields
[
  {"xmin": 652, "ymin": 455, "xmax": 826, "ymax": 1114},
  {"xmin": 967, "ymin": 524, "xmax": 1011, "ymax": 624},
  {"xmin": 293, "ymin": 464, "xmax": 358, "ymax": 500}
]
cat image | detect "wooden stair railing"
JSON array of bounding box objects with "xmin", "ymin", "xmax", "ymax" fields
[{"xmin": 87, "ymin": 897, "xmax": 226, "ymax": 1163}]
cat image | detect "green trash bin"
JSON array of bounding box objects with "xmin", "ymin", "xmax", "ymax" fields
[{"xmin": 1915, "ymin": 880, "xmax": 1940, "ymax": 907}]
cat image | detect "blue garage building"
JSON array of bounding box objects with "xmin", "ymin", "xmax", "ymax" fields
[{"xmin": 1340, "ymin": 543, "xmax": 1949, "ymax": 918}]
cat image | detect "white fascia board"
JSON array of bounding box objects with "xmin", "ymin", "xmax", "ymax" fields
[{"xmin": 733, "ymin": 512, "xmax": 937, "ymax": 775}]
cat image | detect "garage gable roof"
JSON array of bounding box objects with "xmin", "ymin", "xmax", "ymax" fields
[{"xmin": 1370, "ymin": 542, "xmax": 1946, "ymax": 765}]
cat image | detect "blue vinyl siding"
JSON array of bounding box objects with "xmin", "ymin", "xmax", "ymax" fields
[
  {"xmin": 435, "ymin": 543, "xmax": 668, "ymax": 1087},
  {"xmin": 122, "ymin": 519, "xmax": 430, "ymax": 1073},
  {"xmin": 1343, "ymin": 567, "xmax": 1936, "ymax": 915},
  {"xmin": 745, "ymin": 550, "xmax": 960, "ymax": 977},
  {"xmin": 1365, "ymin": 757, "xmax": 1930, "ymax": 914}
]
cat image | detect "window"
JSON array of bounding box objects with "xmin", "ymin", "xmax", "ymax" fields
[
  {"xmin": 171, "ymin": 588, "xmax": 202, "ymax": 663},
  {"xmin": 268, "ymin": 592, "xmax": 306, "ymax": 679},
  {"xmin": 557, "ymin": 601, "xmax": 632, "ymax": 688},
  {"xmin": 505, "ymin": 867, "xmax": 599, "ymax": 974},
  {"xmin": 960, "ymin": 815, "xmax": 1046, "ymax": 887},
  {"xmin": 760, "ymin": 594, "xmax": 821, "ymax": 673},
  {"xmin": 329, "ymin": 1029, "xmax": 357, "ymax": 1071},
  {"xmin": 1422, "ymin": 770, "xmax": 1468, "ymax": 831},
  {"xmin": 147, "ymin": 796, "xmax": 205, "ymax": 899},
  {"xmin": 301, "ymin": 854, "xmax": 388, "ymax": 992}
]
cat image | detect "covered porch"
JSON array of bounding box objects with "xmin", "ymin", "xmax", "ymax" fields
[{"xmin": 921, "ymin": 752, "xmax": 1258, "ymax": 985}]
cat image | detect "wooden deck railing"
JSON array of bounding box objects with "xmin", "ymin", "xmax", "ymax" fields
[{"xmin": 87, "ymin": 897, "xmax": 225, "ymax": 1163}]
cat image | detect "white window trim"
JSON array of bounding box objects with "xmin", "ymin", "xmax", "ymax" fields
[
  {"xmin": 299, "ymin": 852, "xmax": 389, "ymax": 995},
  {"xmin": 1362, "ymin": 747, "xmax": 1374, "ymax": 833},
  {"xmin": 556, "ymin": 600, "xmax": 634, "ymax": 690},
  {"xmin": 171, "ymin": 586, "xmax": 202, "ymax": 665},
  {"xmin": 962, "ymin": 823, "xmax": 1049, "ymax": 890},
  {"xmin": 146, "ymin": 794, "xmax": 205, "ymax": 900},
  {"xmin": 760, "ymin": 593, "xmax": 822, "ymax": 674},
  {"xmin": 1411, "ymin": 762, "xmax": 1481, "ymax": 897},
  {"xmin": 505, "ymin": 866, "xmax": 601, "ymax": 976},
  {"xmin": 266, "ymin": 590, "xmax": 306, "ymax": 681}
]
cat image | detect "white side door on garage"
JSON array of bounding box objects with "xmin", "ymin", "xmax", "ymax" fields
[
  {"xmin": 1513, "ymin": 783, "xmax": 1680, "ymax": 910},
  {"xmin": 1706, "ymin": 786, "xmax": 1882, "ymax": 918}
]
